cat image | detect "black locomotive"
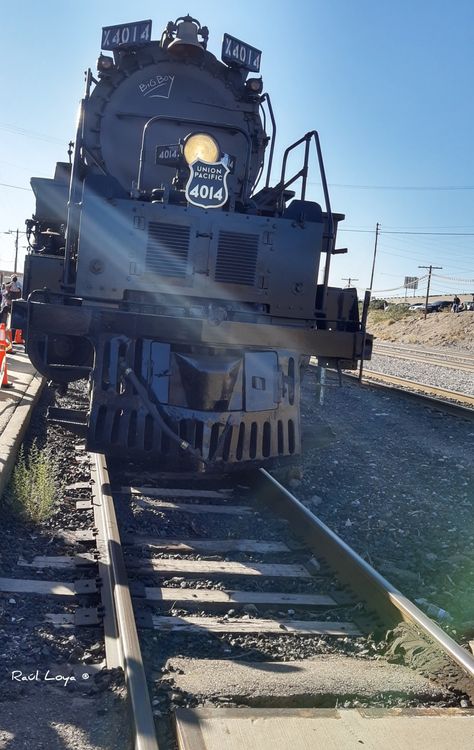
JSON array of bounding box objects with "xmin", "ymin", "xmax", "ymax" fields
[{"xmin": 14, "ymin": 14, "xmax": 372, "ymax": 472}]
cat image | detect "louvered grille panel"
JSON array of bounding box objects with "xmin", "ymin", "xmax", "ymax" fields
[
  {"xmin": 146, "ymin": 223, "xmax": 190, "ymax": 278},
  {"xmin": 215, "ymin": 231, "xmax": 259, "ymax": 285}
]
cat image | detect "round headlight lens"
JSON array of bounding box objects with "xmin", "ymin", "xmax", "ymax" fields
[{"xmin": 183, "ymin": 133, "xmax": 220, "ymax": 164}]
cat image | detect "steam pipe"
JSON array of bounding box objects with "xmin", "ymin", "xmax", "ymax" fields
[{"xmin": 119, "ymin": 358, "xmax": 209, "ymax": 465}]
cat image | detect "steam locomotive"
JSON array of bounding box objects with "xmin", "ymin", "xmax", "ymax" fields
[{"xmin": 14, "ymin": 14, "xmax": 372, "ymax": 472}]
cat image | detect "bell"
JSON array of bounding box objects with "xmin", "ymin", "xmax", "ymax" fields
[{"xmin": 167, "ymin": 17, "xmax": 205, "ymax": 56}]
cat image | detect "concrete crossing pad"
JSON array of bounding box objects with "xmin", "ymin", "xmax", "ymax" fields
[
  {"xmin": 175, "ymin": 707, "xmax": 474, "ymax": 750},
  {"xmin": 163, "ymin": 655, "xmax": 449, "ymax": 702}
]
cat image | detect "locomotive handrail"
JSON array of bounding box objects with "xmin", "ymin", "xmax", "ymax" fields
[
  {"xmin": 63, "ymin": 69, "xmax": 94, "ymax": 287},
  {"xmin": 136, "ymin": 115, "xmax": 252, "ymax": 201},
  {"xmin": 277, "ymin": 131, "xmax": 334, "ymax": 296},
  {"xmin": 278, "ymin": 133, "xmax": 311, "ymax": 211},
  {"xmin": 260, "ymin": 93, "xmax": 276, "ymax": 189},
  {"xmin": 63, "ymin": 97, "xmax": 86, "ymax": 286},
  {"xmin": 278, "ymin": 132, "xmax": 333, "ymax": 232}
]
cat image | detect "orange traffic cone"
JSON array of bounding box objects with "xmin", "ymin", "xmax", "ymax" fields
[
  {"xmin": 0, "ymin": 324, "xmax": 7, "ymax": 350},
  {"xmin": 13, "ymin": 329, "xmax": 24, "ymax": 345},
  {"xmin": 0, "ymin": 324, "xmax": 11, "ymax": 388}
]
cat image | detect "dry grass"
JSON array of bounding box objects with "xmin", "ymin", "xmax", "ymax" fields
[
  {"xmin": 368, "ymin": 309, "xmax": 474, "ymax": 350},
  {"xmin": 368, "ymin": 305, "xmax": 415, "ymax": 324}
]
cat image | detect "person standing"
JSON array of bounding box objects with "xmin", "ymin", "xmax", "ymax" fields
[
  {"xmin": 4, "ymin": 275, "xmax": 22, "ymax": 335},
  {"xmin": 1, "ymin": 281, "xmax": 10, "ymax": 325},
  {"xmin": 452, "ymin": 295, "xmax": 460, "ymax": 312}
]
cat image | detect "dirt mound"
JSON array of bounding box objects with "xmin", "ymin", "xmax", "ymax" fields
[{"xmin": 367, "ymin": 310, "xmax": 474, "ymax": 352}]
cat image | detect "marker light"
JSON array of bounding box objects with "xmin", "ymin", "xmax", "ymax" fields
[
  {"xmin": 97, "ymin": 55, "xmax": 114, "ymax": 73},
  {"xmin": 246, "ymin": 77, "xmax": 263, "ymax": 94},
  {"xmin": 183, "ymin": 133, "xmax": 220, "ymax": 164}
]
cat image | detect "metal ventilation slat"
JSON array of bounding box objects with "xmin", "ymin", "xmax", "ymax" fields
[
  {"xmin": 215, "ymin": 231, "xmax": 259, "ymax": 285},
  {"xmin": 146, "ymin": 222, "xmax": 190, "ymax": 278}
]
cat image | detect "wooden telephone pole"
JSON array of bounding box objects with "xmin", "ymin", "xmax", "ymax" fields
[
  {"xmin": 358, "ymin": 222, "xmax": 380, "ymax": 382},
  {"xmin": 418, "ymin": 264, "xmax": 442, "ymax": 319}
]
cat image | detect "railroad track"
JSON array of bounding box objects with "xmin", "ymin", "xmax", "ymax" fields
[
  {"xmin": 311, "ymin": 355, "xmax": 474, "ymax": 414},
  {"xmin": 373, "ymin": 342, "xmax": 474, "ymax": 373},
  {"xmin": 93, "ymin": 455, "xmax": 474, "ymax": 747},
  {"xmin": 2, "ymin": 447, "xmax": 474, "ymax": 747},
  {"xmin": 2, "ymin": 362, "xmax": 473, "ymax": 746},
  {"xmin": 2, "ymin": 372, "xmax": 474, "ymax": 747},
  {"xmin": 353, "ymin": 369, "xmax": 474, "ymax": 412},
  {"xmin": 358, "ymin": 342, "xmax": 474, "ymax": 413}
]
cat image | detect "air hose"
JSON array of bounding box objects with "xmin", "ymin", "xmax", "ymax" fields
[{"xmin": 119, "ymin": 358, "xmax": 209, "ymax": 466}]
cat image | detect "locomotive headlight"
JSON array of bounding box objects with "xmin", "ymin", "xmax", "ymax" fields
[{"xmin": 183, "ymin": 133, "xmax": 220, "ymax": 164}]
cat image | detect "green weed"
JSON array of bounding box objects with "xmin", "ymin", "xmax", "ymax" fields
[{"xmin": 7, "ymin": 442, "xmax": 60, "ymax": 522}]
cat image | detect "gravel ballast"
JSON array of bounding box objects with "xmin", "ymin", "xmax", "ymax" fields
[
  {"xmin": 367, "ymin": 351, "xmax": 474, "ymax": 396},
  {"xmin": 295, "ymin": 367, "xmax": 473, "ymax": 645}
]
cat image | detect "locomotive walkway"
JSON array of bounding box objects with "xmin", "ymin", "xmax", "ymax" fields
[{"xmin": 0, "ymin": 348, "xmax": 43, "ymax": 498}]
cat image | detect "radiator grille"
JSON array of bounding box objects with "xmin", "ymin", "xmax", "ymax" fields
[
  {"xmin": 215, "ymin": 231, "xmax": 259, "ymax": 285},
  {"xmin": 146, "ymin": 222, "xmax": 190, "ymax": 278}
]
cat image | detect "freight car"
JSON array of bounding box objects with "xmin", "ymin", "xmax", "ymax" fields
[{"xmin": 14, "ymin": 14, "xmax": 372, "ymax": 472}]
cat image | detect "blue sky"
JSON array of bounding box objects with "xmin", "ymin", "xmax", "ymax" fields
[{"xmin": 0, "ymin": 0, "xmax": 473, "ymax": 297}]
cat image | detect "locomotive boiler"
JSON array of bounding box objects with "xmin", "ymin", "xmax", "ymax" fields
[{"xmin": 14, "ymin": 14, "xmax": 372, "ymax": 472}]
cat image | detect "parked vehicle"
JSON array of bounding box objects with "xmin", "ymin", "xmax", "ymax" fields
[
  {"xmin": 427, "ymin": 300, "xmax": 452, "ymax": 312},
  {"xmin": 409, "ymin": 300, "xmax": 452, "ymax": 313},
  {"xmin": 408, "ymin": 303, "xmax": 424, "ymax": 311}
]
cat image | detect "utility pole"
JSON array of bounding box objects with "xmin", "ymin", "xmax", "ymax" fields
[
  {"xmin": 359, "ymin": 222, "xmax": 380, "ymax": 383},
  {"xmin": 3, "ymin": 229, "xmax": 25, "ymax": 273},
  {"xmin": 369, "ymin": 222, "xmax": 380, "ymax": 290},
  {"xmin": 418, "ymin": 264, "xmax": 442, "ymax": 319},
  {"xmin": 342, "ymin": 277, "xmax": 359, "ymax": 287},
  {"xmin": 14, "ymin": 229, "xmax": 19, "ymax": 273}
]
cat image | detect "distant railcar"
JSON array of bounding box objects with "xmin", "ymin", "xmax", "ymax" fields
[{"xmin": 14, "ymin": 14, "xmax": 372, "ymax": 472}]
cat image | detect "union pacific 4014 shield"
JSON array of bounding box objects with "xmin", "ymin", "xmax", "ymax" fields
[{"xmin": 185, "ymin": 159, "xmax": 230, "ymax": 208}]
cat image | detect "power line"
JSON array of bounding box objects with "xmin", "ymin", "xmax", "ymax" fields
[
  {"xmin": 372, "ymin": 276, "xmax": 428, "ymax": 293},
  {"xmin": 382, "ymin": 224, "xmax": 474, "ymax": 229},
  {"xmin": 0, "ymin": 122, "xmax": 63, "ymax": 145},
  {"xmin": 273, "ymin": 170, "xmax": 474, "ymax": 192},
  {"xmin": 383, "ymin": 230, "xmax": 474, "ymax": 236},
  {"xmin": 433, "ymin": 273, "xmax": 474, "ymax": 283},
  {"xmin": 339, "ymin": 229, "xmax": 377, "ymax": 234},
  {"xmin": 328, "ymin": 183, "xmax": 474, "ymax": 191},
  {"xmin": 340, "ymin": 228, "xmax": 474, "ymax": 236},
  {"xmin": 0, "ymin": 182, "xmax": 30, "ymax": 192}
]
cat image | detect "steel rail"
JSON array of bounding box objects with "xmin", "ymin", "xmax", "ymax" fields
[
  {"xmin": 253, "ymin": 469, "xmax": 474, "ymax": 680},
  {"xmin": 358, "ymin": 369, "xmax": 474, "ymax": 410},
  {"xmin": 373, "ymin": 342, "xmax": 474, "ymax": 366},
  {"xmin": 372, "ymin": 347, "xmax": 474, "ymax": 373},
  {"xmin": 311, "ymin": 357, "xmax": 473, "ymax": 415},
  {"xmin": 90, "ymin": 457, "xmax": 122, "ymax": 669},
  {"xmin": 93, "ymin": 453, "xmax": 159, "ymax": 750}
]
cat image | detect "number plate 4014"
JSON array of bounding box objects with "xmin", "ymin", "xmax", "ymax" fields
[
  {"xmin": 101, "ymin": 20, "xmax": 152, "ymax": 50},
  {"xmin": 221, "ymin": 33, "xmax": 261, "ymax": 73}
]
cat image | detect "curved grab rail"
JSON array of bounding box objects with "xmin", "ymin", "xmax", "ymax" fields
[{"xmin": 136, "ymin": 114, "xmax": 252, "ymax": 200}]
